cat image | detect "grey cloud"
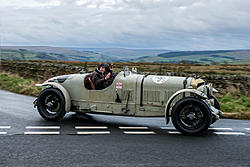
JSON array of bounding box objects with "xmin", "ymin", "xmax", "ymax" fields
[{"xmin": 1, "ymin": 0, "xmax": 250, "ymax": 50}]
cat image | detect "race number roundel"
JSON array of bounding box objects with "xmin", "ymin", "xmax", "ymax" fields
[{"xmin": 152, "ymin": 76, "xmax": 169, "ymax": 84}]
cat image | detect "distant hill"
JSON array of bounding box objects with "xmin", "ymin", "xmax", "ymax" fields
[
  {"xmin": 131, "ymin": 50, "xmax": 250, "ymax": 64},
  {"xmin": 1, "ymin": 46, "xmax": 250, "ymax": 64},
  {"xmin": 71, "ymin": 48, "xmax": 170, "ymax": 61},
  {"xmin": 1, "ymin": 46, "xmax": 113, "ymax": 62}
]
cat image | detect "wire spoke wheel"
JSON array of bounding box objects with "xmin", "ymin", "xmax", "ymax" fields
[
  {"xmin": 37, "ymin": 88, "xmax": 66, "ymax": 121},
  {"xmin": 44, "ymin": 94, "xmax": 61, "ymax": 115},
  {"xmin": 180, "ymin": 104, "xmax": 204, "ymax": 129},
  {"xmin": 171, "ymin": 97, "xmax": 212, "ymax": 135}
]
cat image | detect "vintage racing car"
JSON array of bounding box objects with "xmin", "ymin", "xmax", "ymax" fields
[{"xmin": 34, "ymin": 67, "xmax": 223, "ymax": 135}]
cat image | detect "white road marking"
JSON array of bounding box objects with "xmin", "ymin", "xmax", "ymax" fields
[
  {"xmin": 77, "ymin": 131, "xmax": 110, "ymax": 135},
  {"xmin": 75, "ymin": 126, "xmax": 108, "ymax": 129},
  {"xmin": 0, "ymin": 132, "xmax": 7, "ymax": 135},
  {"xmin": 168, "ymin": 131, "xmax": 181, "ymax": 135},
  {"xmin": 245, "ymin": 128, "xmax": 250, "ymax": 131},
  {"xmin": 214, "ymin": 132, "xmax": 246, "ymax": 135},
  {"xmin": 26, "ymin": 126, "xmax": 60, "ymax": 129},
  {"xmin": 0, "ymin": 126, "xmax": 11, "ymax": 129},
  {"xmin": 160, "ymin": 127, "xmax": 176, "ymax": 130},
  {"xmin": 123, "ymin": 131, "xmax": 155, "ymax": 135},
  {"xmin": 24, "ymin": 132, "xmax": 60, "ymax": 135},
  {"xmin": 119, "ymin": 126, "xmax": 149, "ymax": 130},
  {"xmin": 208, "ymin": 128, "xmax": 233, "ymax": 130}
]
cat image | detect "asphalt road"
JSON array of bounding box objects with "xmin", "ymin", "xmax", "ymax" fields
[{"xmin": 0, "ymin": 89, "xmax": 250, "ymax": 166}]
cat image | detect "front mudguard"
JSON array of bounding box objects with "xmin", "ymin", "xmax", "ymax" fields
[
  {"xmin": 165, "ymin": 89, "xmax": 209, "ymax": 124},
  {"xmin": 35, "ymin": 82, "xmax": 71, "ymax": 112}
]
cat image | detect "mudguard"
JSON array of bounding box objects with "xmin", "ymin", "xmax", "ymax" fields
[
  {"xmin": 36, "ymin": 83, "xmax": 71, "ymax": 112},
  {"xmin": 164, "ymin": 89, "xmax": 208, "ymax": 124}
]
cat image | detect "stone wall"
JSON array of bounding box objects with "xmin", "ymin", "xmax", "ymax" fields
[
  {"xmin": 1, "ymin": 60, "xmax": 249, "ymax": 95},
  {"xmin": 0, "ymin": 60, "xmax": 83, "ymax": 81}
]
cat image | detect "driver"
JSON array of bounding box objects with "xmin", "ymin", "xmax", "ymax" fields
[{"xmin": 91, "ymin": 64, "xmax": 112, "ymax": 90}]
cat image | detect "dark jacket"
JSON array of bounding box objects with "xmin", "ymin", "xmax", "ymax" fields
[{"xmin": 91, "ymin": 69, "xmax": 107, "ymax": 90}]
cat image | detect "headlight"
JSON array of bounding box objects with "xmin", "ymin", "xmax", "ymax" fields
[
  {"xmin": 197, "ymin": 83, "xmax": 217, "ymax": 98},
  {"xmin": 199, "ymin": 84, "xmax": 213, "ymax": 97},
  {"xmin": 197, "ymin": 85, "xmax": 206, "ymax": 93}
]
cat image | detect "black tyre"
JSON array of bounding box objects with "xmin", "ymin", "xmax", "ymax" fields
[
  {"xmin": 37, "ymin": 88, "xmax": 66, "ymax": 121},
  {"xmin": 171, "ymin": 97, "xmax": 212, "ymax": 135},
  {"xmin": 211, "ymin": 96, "xmax": 220, "ymax": 124}
]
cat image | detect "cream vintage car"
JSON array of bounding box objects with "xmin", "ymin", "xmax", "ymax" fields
[{"xmin": 34, "ymin": 67, "xmax": 222, "ymax": 135}]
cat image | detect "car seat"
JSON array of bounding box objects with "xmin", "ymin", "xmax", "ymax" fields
[{"xmin": 84, "ymin": 75, "xmax": 96, "ymax": 90}]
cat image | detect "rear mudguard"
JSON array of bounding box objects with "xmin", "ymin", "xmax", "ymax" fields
[
  {"xmin": 165, "ymin": 89, "xmax": 208, "ymax": 124},
  {"xmin": 36, "ymin": 83, "xmax": 71, "ymax": 112}
]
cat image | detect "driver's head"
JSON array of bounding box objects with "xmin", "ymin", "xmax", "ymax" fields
[{"xmin": 98, "ymin": 64, "xmax": 106, "ymax": 73}]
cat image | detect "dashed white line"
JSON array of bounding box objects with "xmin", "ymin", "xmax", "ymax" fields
[
  {"xmin": 0, "ymin": 126, "xmax": 11, "ymax": 129},
  {"xmin": 26, "ymin": 126, "xmax": 60, "ymax": 129},
  {"xmin": 123, "ymin": 131, "xmax": 155, "ymax": 135},
  {"xmin": 245, "ymin": 128, "xmax": 250, "ymax": 131},
  {"xmin": 119, "ymin": 126, "xmax": 149, "ymax": 130},
  {"xmin": 75, "ymin": 126, "xmax": 108, "ymax": 129},
  {"xmin": 24, "ymin": 132, "xmax": 60, "ymax": 135},
  {"xmin": 208, "ymin": 128, "xmax": 233, "ymax": 130},
  {"xmin": 168, "ymin": 131, "xmax": 181, "ymax": 135},
  {"xmin": 0, "ymin": 132, "xmax": 7, "ymax": 135},
  {"xmin": 77, "ymin": 131, "xmax": 110, "ymax": 135},
  {"xmin": 160, "ymin": 127, "xmax": 176, "ymax": 130},
  {"xmin": 214, "ymin": 132, "xmax": 246, "ymax": 135}
]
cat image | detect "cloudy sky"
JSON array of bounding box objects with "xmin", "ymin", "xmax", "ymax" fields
[{"xmin": 1, "ymin": 0, "xmax": 250, "ymax": 50}]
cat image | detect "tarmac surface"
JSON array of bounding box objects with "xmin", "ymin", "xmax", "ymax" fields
[{"xmin": 0, "ymin": 89, "xmax": 250, "ymax": 166}]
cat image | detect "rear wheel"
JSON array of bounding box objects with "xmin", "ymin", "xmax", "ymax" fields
[
  {"xmin": 171, "ymin": 97, "xmax": 212, "ymax": 135},
  {"xmin": 37, "ymin": 88, "xmax": 66, "ymax": 121}
]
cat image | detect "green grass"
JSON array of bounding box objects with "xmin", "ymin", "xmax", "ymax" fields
[
  {"xmin": 0, "ymin": 72, "xmax": 42, "ymax": 96},
  {"xmin": 219, "ymin": 93, "xmax": 250, "ymax": 113}
]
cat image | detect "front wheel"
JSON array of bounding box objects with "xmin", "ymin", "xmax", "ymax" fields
[
  {"xmin": 37, "ymin": 88, "xmax": 66, "ymax": 121},
  {"xmin": 171, "ymin": 97, "xmax": 212, "ymax": 135}
]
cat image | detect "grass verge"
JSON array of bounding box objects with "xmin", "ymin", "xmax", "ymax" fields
[
  {"xmin": 218, "ymin": 92, "xmax": 250, "ymax": 120},
  {"xmin": 0, "ymin": 72, "xmax": 42, "ymax": 96}
]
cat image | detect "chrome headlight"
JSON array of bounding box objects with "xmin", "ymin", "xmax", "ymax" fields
[
  {"xmin": 197, "ymin": 84, "xmax": 206, "ymax": 93},
  {"xmin": 197, "ymin": 84, "xmax": 212, "ymax": 97}
]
